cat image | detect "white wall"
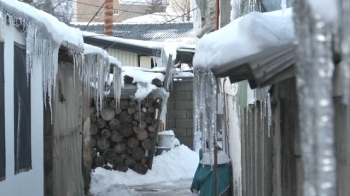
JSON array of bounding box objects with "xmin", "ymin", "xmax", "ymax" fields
[
  {"xmin": 0, "ymin": 22, "xmax": 44, "ymax": 196},
  {"xmin": 221, "ymin": 78, "xmax": 242, "ymax": 196},
  {"xmin": 107, "ymin": 48, "xmax": 138, "ymax": 67},
  {"xmin": 140, "ymin": 56, "xmax": 152, "ymax": 68}
]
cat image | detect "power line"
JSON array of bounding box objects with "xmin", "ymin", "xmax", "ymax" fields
[
  {"xmin": 46, "ymin": 0, "xmax": 67, "ymax": 12},
  {"xmin": 83, "ymin": 2, "xmax": 105, "ymax": 30}
]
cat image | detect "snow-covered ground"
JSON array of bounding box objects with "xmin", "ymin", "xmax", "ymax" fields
[{"xmin": 89, "ymin": 145, "xmax": 199, "ymax": 195}]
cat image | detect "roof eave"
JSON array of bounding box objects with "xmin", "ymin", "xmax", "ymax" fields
[
  {"xmin": 83, "ymin": 36, "xmax": 162, "ymax": 57},
  {"xmin": 211, "ymin": 43, "xmax": 297, "ymax": 89}
]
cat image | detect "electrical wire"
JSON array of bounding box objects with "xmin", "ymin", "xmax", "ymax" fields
[
  {"xmin": 83, "ymin": 2, "xmax": 105, "ymax": 30},
  {"xmin": 45, "ymin": 0, "xmax": 67, "ymax": 12}
]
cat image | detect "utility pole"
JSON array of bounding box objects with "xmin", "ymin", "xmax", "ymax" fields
[{"xmin": 104, "ymin": 0, "xmax": 113, "ymax": 36}]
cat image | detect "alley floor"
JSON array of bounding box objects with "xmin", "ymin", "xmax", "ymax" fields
[{"xmin": 91, "ymin": 179, "xmax": 193, "ymax": 196}]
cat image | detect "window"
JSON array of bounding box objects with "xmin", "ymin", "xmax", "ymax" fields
[
  {"xmin": 14, "ymin": 43, "xmax": 31, "ymax": 174},
  {"xmin": 113, "ymin": 9, "xmax": 119, "ymax": 15},
  {"xmin": 0, "ymin": 42, "xmax": 5, "ymax": 181}
]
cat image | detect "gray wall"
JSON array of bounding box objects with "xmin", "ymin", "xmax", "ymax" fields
[{"xmin": 166, "ymin": 79, "xmax": 194, "ymax": 148}]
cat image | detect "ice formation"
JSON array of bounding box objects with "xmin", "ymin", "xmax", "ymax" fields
[
  {"xmin": 0, "ymin": 0, "xmax": 84, "ymax": 118},
  {"xmin": 293, "ymin": 0, "xmax": 337, "ymax": 195},
  {"xmin": 194, "ymin": 67, "xmax": 217, "ymax": 167}
]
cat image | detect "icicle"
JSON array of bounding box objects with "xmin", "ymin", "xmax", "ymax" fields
[
  {"xmin": 194, "ymin": 67, "xmax": 217, "ymax": 167},
  {"xmin": 260, "ymin": 99, "xmax": 263, "ymax": 119},
  {"xmin": 267, "ymin": 93, "xmax": 271, "ymax": 137},
  {"xmin": 113, "ymin": 66, "xmax": 122, "ymax": 109},
  {"xmin": 293, "ymin": 1, "xmax": 337, "ymax": 195}
]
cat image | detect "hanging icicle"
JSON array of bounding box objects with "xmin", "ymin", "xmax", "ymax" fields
[
  {"xmin": 293, "ymin": 0, "xmax": 338, "ymax": 195},
  {"xmin": 194, "ymin": 67, "xmax": 217, "ymax": 167},
  {"xmin": 113, "ymin": 65, "xmax": 122, "ymax": 109},
  {"xmin": 267, "ymin": 93, "xmax": 272, "ymax": 137}
]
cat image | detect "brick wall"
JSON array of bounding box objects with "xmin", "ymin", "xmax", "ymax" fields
[{"xmin": 166, "ymin": 79, "xmax": 194, "ymax": 148}]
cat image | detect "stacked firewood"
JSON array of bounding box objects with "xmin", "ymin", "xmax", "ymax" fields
[{"xmin": 90, "ymin": 98, "xmax": 160, "ymax": 175}]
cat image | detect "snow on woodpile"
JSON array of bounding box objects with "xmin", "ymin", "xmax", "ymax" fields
[
  {"xmin": 89, "ymin": 144, "xmax": 199, "ymax": 195},
  {"xmin": 193, "ymin": 8, "xmax": 295, "ymax": 68},
  {"xmin": 122, "ymin": 67, "xmax": 165, "ymax": 101}
]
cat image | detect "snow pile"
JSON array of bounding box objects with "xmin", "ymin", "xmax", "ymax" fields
[
  {"xmin": 176, "ymin": 72, "xmax": 194, "ymax": 77},
  {"xmin": 123, "ymin": 67, "xmax": 165, "ymax": 100},
  {"xmin": 89, "ymin": 145, "xmax": 199, "ymax": 195},
  {"xmin": 193, "ymin": 8, "xmax": 295, "ymax": 68}
]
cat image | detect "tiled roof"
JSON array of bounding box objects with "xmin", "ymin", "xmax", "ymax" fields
[{"xmin": 71, "ymin": 22, "xmax": 196, "ymax": 45}]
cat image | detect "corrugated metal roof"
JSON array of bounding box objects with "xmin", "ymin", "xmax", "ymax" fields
[{"xmin": 71, "ymin": 22, "xmax": 196, "ymax": 45}]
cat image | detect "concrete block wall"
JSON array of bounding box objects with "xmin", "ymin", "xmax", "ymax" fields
[{"xmin": 166, "ymin": 79, "xmax": 194, "ymax": 148}]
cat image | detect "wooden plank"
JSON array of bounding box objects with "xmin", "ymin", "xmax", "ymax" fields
[
  {"xmin": 81, "ymin": 90, "xmax": 92, "ymax": 194},
  {"xmin": 52, "ymin": 62, "xmax": 84, "ymax": 196}
]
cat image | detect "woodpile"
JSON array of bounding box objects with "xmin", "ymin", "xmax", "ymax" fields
[{"xmin": 90, "ymin": 97, "xmax": 160, "ymax": 175}]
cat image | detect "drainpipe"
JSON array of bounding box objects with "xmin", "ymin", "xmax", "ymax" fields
[{"xmin": 104, "ymin": 0, "xmax": 113, "ymax": 36}]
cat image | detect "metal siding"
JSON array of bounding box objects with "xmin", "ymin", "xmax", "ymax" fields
[{"xmin": 107, "ymin": 48, "xmax": 138, "ymax": 67}]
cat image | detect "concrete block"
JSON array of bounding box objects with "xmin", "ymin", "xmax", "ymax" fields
[
  {"xmin": 185, "ymin": 82, "xmax": 193, "ymax": 90},
  {"xmin": 168, "ymin": 110, "xmax": 186, "ymax": 119},
  {"xmin": 176, "ymin": 100, "xmax": 193, "ymax": 110},
  {"xmin": 166, "ymin": 119, "xmax": 176, "ymax": 129},
  {"xmin": 186, "ymin": 110, "xmax": 193, "ymax": 118},
  {"xmin": 167, "ymin": 101, "xmax": 175, "ymax": 110},
  {"xmin": 173, "ymin": 82, "xmax": 185, "ymax": 91},
  {"xmin": 173, "ymin": 128, "xmax": 187, "ymax": 137},
  {"xmin": 174, "ymin": 91, "xmax": 187, "ymax": 101},
  {"xmin": 186, "ymin": 91, "xmax": 193, "ymax": 100},
  {"xmin": 186, "ymin": 128, "xmax": 194, "ymax": 137},
  {"xmin": 176, "ymin": 119, "xmax": 193, "ymax": 128}
]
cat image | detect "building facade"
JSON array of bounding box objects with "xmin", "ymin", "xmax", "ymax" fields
[{"xmin": 73, "ymin": 0, "xmax": 164, "ymax": 23}]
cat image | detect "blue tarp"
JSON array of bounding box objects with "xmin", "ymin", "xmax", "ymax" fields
[{"xmin": 190, "ymin": 163, "xmax": 231, "ymax": 196}]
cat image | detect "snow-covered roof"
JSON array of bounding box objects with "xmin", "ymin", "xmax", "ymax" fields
[
  {"xmin": 81, "ymin": 31, "xmax": 194, "ymax": 67},
  {"xmin": 0, "ymin": 0, "xmax": 84, "ymax": 50},
  {"xmin": 71, "ymin": 22, "xmax": 196, "ymax": 45},
  {"xmin": 193, "ymin": 8, "xmax": 295, "ymax": 68},
  {"xmin": 122, "ymin": 13, "xmax": 185, "ymax": 23}
]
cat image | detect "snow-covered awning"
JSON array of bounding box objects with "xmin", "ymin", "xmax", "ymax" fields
[
  {"xmin": 81, "ymin": 31, "xmax": 163, "ymax": 57},
  {"xmin": 0, "ymin": 0, "xmax": 84, "ymax": 51},
  {"xmin": 193, "ymin": 8, "xmax": 295, "ymax": 69},
  {"xmin": 212, "ymin": 43, "xmax": 296, "ymax": 89}
]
